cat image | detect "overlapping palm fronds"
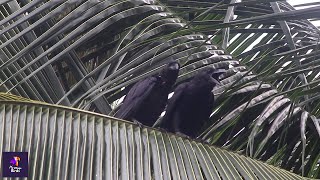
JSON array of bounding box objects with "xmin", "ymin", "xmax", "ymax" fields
[
  {"xmin": 0, "ymin": 0, "xmax": 319, "ymax": 178},
  {"xmin": 159, "ymin": 0, "xmax": 320, "ymax": 177}
]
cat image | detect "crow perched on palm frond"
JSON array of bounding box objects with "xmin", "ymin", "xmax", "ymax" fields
[
  {"xmin": 157, "ymin": 68, "xmax": 226, "ymax": 138},
  {"xmin": 115, "ymin": 61, "xmax": 180, "ymax": 126}
]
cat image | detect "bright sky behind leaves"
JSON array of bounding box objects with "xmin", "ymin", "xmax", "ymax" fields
[{"xmin": 287, "ymin": 0, "xmax": 320, "ymax": 26}]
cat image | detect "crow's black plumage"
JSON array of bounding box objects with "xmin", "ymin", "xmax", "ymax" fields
[
  {"xmin": 115, "ymin": 61, "xmax": 180, "ymax": 126},
  {"xmin": 158, "ymin": 68, "xmax": 226, "ymax": 138}
]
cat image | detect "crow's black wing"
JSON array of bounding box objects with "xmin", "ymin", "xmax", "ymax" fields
[
  {"xmin": 158, "ymin": 83, "xmax": 188, "ymax": 130},
  {"xmin": 207, "ymin": 93, "xmax": 215, "ymax": 117},
  {"xmin": 115, "ymin": 77, "xmax": 158, "ymax": 120},
  {"xmin": 198, "ymin": 92, "xmax": 215, "ymax": 127}
]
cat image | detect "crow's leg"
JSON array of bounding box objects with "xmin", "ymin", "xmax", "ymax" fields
[
  {"xmin": 133, "ymin": 118, "xmax": 144, "ymax": 128},
  {"xmin": 195, "ymin": 137, "xmax": 210, "ymax": 145},
  {"xmin": 176, "ymin": 132, "xmax": 191, "ymax": 139},
  {"xmin": 157, "ymin": 127, "xmax": 168, "ymax": 132}
]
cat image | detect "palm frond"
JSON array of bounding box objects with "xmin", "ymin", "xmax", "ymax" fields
[{"xmin": 0, "ymin": 93, "xmax": 304, "ymax": 180}]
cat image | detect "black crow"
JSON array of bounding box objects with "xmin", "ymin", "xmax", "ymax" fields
[
  {"xmin": 157, "ymin": 68, "xmax": 226, "ymax": 138},
  {"xmin": 115, "ymin": 61, "xmax": 180, "ymax": 126}
]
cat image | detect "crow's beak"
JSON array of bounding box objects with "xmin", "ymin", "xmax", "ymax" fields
[
  {"xmin": 211, "ymin": 69, "xmax": 227, "ymax": 80},
  {"xmin": 211, "ymin": 69, "xmax": 226, "ymax": 84},
  {"xmin": 212, "ymin": 78, "xmax": 221, "ymax": 85},
  {"xmin": 213, "ymin": 69, "xmax": 227, "ymax": 76}
]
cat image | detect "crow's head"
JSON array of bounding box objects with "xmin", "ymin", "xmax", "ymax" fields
[
  {"xmin": 159, "ymin": 61, "xmax": 180, "ymax": 85},
  {"xmin": 199, "ymin": 68, "xmax": 226, "ymax": 85}
]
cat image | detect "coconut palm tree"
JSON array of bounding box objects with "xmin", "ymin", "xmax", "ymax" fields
[{"xmin": 0, "ymin": 0, "xmax": 319, "ymax": 179}]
